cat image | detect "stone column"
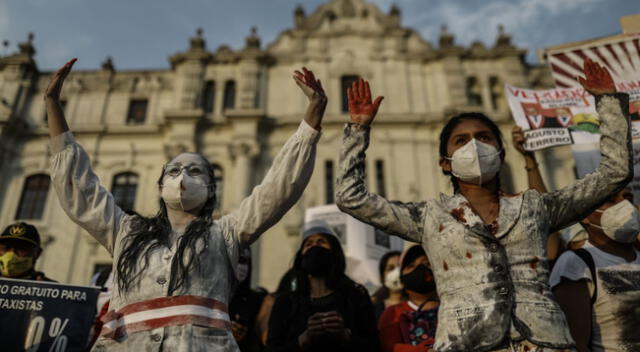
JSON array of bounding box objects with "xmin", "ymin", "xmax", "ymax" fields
[{"xmin": 229, "ymin": 140, "xmax": 259, "ymax": 206}]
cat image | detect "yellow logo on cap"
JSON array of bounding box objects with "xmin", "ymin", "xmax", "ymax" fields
[{"xmin": 9, "ymin": 225, "xmax": 26, "ymax": 237}]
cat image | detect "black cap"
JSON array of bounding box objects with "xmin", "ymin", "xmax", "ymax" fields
[{"xmin": 0, "ymin": 222, "xmax": 41, "ymax": 247}]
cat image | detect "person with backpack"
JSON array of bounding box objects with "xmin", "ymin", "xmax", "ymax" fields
[{"xmin": 550, "ymin": 188, "xmax": 640, "ymax": 352}]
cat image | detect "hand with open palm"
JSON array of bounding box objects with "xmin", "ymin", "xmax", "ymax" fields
[
  {"xmin": 347, "ymin": 78, "xmax": 383, "ymax": 125},
  {"xmin": 45, "ymin": 58, "xmax": 77, "ymax": 137},
  {"xmin": 293, "ymin": 67, "xmax": 327, "ymax": 130},
  {"xmin": 578, "ymin": 58, "xmax": 616, "ymax": 96},
  {"xmin": 44, "ymin": 58, "xmax": 77, "ymax": 102}
]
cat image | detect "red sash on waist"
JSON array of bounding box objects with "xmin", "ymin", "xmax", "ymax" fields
[{"xmin": 99, "ymin": 295, "xmax": 230, "ymax": 340}]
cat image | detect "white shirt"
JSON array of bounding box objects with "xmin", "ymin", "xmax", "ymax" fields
[
  {"xmin": 550, "ymin": 242, "xmax": 640, "ymax": 352},
  {"xmin": 50, "ymin": 121, "xmax": 320, "ymax": 352}
]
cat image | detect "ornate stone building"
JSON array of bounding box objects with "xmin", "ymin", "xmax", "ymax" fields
[{"xmin": 0, "ymin": 0, "xmax": 570, "ymax": 289}]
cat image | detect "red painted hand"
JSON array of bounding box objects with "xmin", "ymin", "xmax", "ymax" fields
[
  {"xmin": 578, "ymin": 58, "xmax": 616, "ymax": 96},
  {"xmin": 348, "ymin": 78, "xmax": 383, "ymax": 125}
]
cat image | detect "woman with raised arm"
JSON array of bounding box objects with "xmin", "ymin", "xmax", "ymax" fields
[
  {"xmin": 511, "ymin": 126, "xmax": 563, "ymax": 266},
  {"xmin": 45, "ymin": 59, "xmax": 327, "ymax": 351},
  {"xmin": 335, "ymin": 59, "xmax": 631, "ymax": 351}
]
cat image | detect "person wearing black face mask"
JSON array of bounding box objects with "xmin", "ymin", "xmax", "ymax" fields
[
  {"xmin": 300, "ymin": 245, "xmax": 334, "ymax": 277},
  {"xmin": 265, "ymin": 222, "xmax": 378, "ymax": 352},
  {"xmin": 378, "ymin": 245, "xmax": 439, "ymax": 352}
]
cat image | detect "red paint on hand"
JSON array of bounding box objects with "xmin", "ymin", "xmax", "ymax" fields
[
  {"xmin": 578, "ymin": 58, "xmax": 616, "ymax": 95},
  {"xmin": 347, "ymin": 78, "xmax": 383, "ymax": 125}
]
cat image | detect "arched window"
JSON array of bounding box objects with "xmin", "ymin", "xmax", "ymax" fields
[
  {"xmin": 465, "ymin": 76, "xmax": 482, "ymax": 106},
  {"xmin": 375, "ymin": 159, "xmax": 386, "ymax": 197},
  {"xmin": 112, "ymin": 172, "xmax": 138, "ymax": 214},
  {"xmin": 223, "ymin": 81, "xmax": 236, "ymax": 110},
  {"xmin": 325, "ymin": 160, "xmax": 334, "ymax": 204},
  {"xmin": 15, "ymin": 174, "xmax": 51, "ymax": 219},
  {"xmin": 341, "ymin": 75, "xmax": 360, "ymax": 113},
  {"xmin": 212, "ymin": 164, "xmax": 224, "ymax": 208},
  {"xmin": 202, "ymin": 80, "xmax": 216, "ymax": 113}
]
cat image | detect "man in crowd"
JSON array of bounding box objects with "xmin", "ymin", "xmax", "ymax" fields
[
  {"xmin": 551, "ymin": 188, "xmax": 640, "ymax": 351},
  {"xmin": 0, "ymin": 222, "xmax": 55, "ymax": 281}
]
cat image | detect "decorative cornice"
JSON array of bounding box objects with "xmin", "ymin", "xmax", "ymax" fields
[{"xmin": 169, "ymin": 28, "xmax": 215, "ymax": 67}]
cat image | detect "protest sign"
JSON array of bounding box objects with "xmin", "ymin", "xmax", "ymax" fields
[
  {"xmin": 506, "ymin": 81, "xmax": 640, "ymax": 201},
  {"xmin": 540, "ymin": 33, "xmax": 640, "ymax": 200},
  {"xmin": 507, "ymin": 82, "xmax": 640, "ymax": 148},
  {"xmin": 506, "ymin": 84, "xmax": 598, "ymax": 150},
  {"xmin": 305, "ymin": 204, "xmax": 404, "ymax": 293},
  {"xmin": 0, "ymin": 278, "xmax": 100, "ymax": 352}
]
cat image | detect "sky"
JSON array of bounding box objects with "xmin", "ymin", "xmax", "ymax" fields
[{"xmin": 0, "ymin": 0, "xmax": 638, "ymax": 71}]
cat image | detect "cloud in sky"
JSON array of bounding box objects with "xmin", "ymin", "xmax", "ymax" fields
[
  {"xmin": 369, "ymin": 0, "xmax": 629, "ymax": 60},
  {"xmin": 0, "ymin": 0, "xmax": 637, "ymax": 70},
  {"xmin": 404, "ymin": 0, "xmax": 601, "ymax": 41}
]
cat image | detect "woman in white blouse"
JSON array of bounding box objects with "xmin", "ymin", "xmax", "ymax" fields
[{"xmin": 44, "ymin": 59, "xmax": 327, "ymax": 352}]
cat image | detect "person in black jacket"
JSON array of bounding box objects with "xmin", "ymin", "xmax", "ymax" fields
[
  {"xmin": 266, "ymin": 221, "xmax": 378, "ymax": 352},
  {"xmin": 230, "ymin": 248, "xmax": 268, "ymax": 352}
]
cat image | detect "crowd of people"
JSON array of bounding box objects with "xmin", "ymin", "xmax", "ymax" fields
[{"xmin": 0, "ymin": 58, "xmax": 638, "ymax": 351}]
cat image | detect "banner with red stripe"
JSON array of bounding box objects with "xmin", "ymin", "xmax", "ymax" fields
[{"xmin": 546, "ymin": 34, "xmax": 640, "ymax": 88}]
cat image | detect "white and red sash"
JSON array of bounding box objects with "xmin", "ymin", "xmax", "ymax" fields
[{"xmin": 99, "ymin": 295, "xmax": 230, "ymax": 340}]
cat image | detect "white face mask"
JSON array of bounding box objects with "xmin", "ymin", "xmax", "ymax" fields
[
  {"xmin": 446, "ymin": 139, "xmax": 502, "ymax": 186},
  {"xmin": 161, "ymin": 173, "xmax": 210, "ymax": 212},
  {"xmin": 592, "ymin": 200, "xmax": 640, "ymax": 243},
  {"xmin": 384, "ymin": 267, "xmax": 403, "ymax": 292}
]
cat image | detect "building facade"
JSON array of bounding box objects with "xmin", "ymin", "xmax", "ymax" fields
[{"xmin": 0, "ymin": 0, "xmax": 574, "ymax": 290}]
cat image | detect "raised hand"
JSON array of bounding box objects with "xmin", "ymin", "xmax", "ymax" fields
[
  {"xmin": 44, "ymin": 58, "xmax": 77, "ymax": 102},
  {"xmin": 294, "ymin": 67, "xmax": 325, "ymax": 102},
  {"xmin": 45, "ymin": 59, "xmax": 77, "ymax": 137},
  {"xmin": 294, "ymin": 67, "xmax": 327, "ymax": 130},
  {"xmin": 578, "ymin": 58, "xmax": 615, "ymax": 96},
  {"xmin": 348, "ymin": 78, "xmax": 383, "ymax": 125},
  {"xmin": 511, "ymin": 125, "xmax": 532, "ymax": 157}
]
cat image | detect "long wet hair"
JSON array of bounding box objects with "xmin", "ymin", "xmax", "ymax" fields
[
  {"xmin": 115, "ymin": 153, "xmax": 217, "ymax": 294},
  {"xmin": 438, "ymin": 112, "xmax": 504, "ymax": 192},
  {"xmin": 292, "ymin": 233, "xmax": 348, "ymax": 296}
]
